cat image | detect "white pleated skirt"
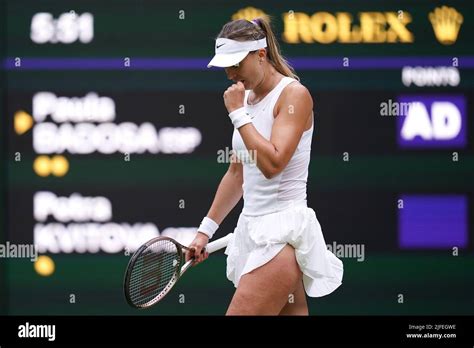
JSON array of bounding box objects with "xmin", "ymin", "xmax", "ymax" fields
[{"xmin": 224, "ymin": 200, "xmax": 343, "ymax": 297}]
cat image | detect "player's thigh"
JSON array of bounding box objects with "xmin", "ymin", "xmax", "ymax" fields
[
  {"xmin": 226, "ymin": 244, "xmax": 302, "ymax": 315},
  {"xmin": 279, "ymin": 279, "xmax": 308, "ymax": 315}
]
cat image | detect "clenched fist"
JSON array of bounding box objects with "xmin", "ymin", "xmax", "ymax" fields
[{"xmin": 223, "ymin": 81, "xmax": 245, "ymax": 113}]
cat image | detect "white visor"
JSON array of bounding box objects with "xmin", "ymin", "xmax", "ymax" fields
[{"xmin": 207, "ymin": 37, "xmax": 267, "ymax": 68}]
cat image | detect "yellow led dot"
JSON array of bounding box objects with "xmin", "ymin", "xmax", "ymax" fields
[
  {"xmin": 34, "ymin": 255, "xmax": 55, "ymax": 277},
  {"xmin": 33, "ymin": 156, "xmax": 51, "ymax": 177},
  {"xmin": 51, "ymin": 155, "xmax": 69, "ymax": 177},
  {"xmin": 14, "ymin": 110, "xmax": 34, "ymax": 135}
]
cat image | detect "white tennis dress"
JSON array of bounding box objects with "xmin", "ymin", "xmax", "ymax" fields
[{"xmin": 225, "ymin": 76, "xmax": 343, "ymax": 297}]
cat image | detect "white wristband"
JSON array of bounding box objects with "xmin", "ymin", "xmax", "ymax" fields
[
  {"xmin": 228, "ymin": 107, "xmax": 252, "ymax": 129},
  {"xmin": 198, "ymin": 217, "xmax": 219, "ymax": 239}
]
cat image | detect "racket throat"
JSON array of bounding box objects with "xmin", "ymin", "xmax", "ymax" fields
[{"xmin": 180, "ymin": 259, "xmax": 194, "ymax": 277}]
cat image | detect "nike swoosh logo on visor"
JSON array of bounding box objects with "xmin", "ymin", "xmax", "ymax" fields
[{"xmin": 216, "ymin": 43, "xmax": 225, "ymax": 49}]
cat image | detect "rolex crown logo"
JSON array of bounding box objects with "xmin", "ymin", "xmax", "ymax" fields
[
  {"xmin": 232, "ymin": 6, "xmax": 268, "ymax": 22},
  {"xmin": 429, "ymin": 6, "xmax": 463, "ymax": 45}
]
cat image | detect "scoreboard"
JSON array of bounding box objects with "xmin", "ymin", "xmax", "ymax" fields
[{"xmin": 1, "ymin": 0, "xmax": 474, "ymax": 316}]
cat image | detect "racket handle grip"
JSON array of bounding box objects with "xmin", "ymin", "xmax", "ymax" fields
[{"xmin": 206, "ymin": 233, "xmax": 233, "ymax": 254}]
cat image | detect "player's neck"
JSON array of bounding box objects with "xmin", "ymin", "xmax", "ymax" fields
[{"xmin": 251, "ymin": 66, "xmax": 282, "ymax": 103}]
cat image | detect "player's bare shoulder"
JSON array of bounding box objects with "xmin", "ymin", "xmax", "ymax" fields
[
  {"xmin": 276, "ymin": 80, "xmax": 313, "ymax": 118},
  {"xmin": 285, "ymin": 81, "xmax": 313, "ymax": 107}
]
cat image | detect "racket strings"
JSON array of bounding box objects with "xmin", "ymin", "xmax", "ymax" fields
[{"xmin": 127, "ymin": 240, "xmax": 181, "ymax": 307}]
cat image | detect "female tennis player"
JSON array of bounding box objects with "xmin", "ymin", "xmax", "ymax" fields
[{"xmin": 186, "ymin": 17, "xmax": 343, "ymax": 315}]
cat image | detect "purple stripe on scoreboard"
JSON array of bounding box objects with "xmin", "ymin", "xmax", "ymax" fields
[
  {"xmin": 398, "ymin": 195, "xmax": 468, "ymax": 249},
  {"xmin": 4, "ymin": 56, "xmax": 474, "ymax": 70},
  {"xmin": 3, "ymin": 58, "xmax": 210, "ymax": 70}
]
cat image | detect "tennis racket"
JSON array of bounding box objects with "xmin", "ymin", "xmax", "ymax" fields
[{"xmin": 123, "ymin": 233, "xmax": 233, "ymax": 309}]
